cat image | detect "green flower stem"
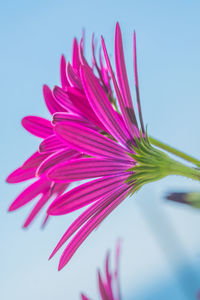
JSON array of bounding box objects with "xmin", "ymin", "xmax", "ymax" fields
[
  {"xmin": 167, "ymin": 157, "xmax": 200, "ymax": 182},
  {"xmin": 150, "ymin": 136, "xmax": 200, "ymax": 167}
]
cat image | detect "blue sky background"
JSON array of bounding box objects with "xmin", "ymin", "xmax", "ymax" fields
[{"xmin": 1, "ymin": 0, "xmax": 200, "ymax": 299}]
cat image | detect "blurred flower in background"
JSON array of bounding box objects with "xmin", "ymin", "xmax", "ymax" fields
[
  {"xmin": 81, "ymin": 242, "xmax": 121, "ymax": 300},
  {"xmin": 166, "ymin": 191, "xmax": 200, "ymax": 209}
]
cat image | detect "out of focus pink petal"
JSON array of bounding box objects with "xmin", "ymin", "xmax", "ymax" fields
[
  {"xmin": 80, "ymin": 293, "xmax": 90, "ymax": 300},
  {"xmin": 22, "ymin": 116, "xmax": 53, "ymax": 138},
  {"xmin": 9, "ymin": 177, "xmax": 51, "ymax": 211},
  {"xmin": 23, "ymin": 191, "xmax": 51, "ymax": 228},
  {"xmin": 98, "ymin": 270, "xmax": 111, "ymax": 300},
  {"xmin": 6, "ymin": 167, "xmax": 36, "ymax": 183},
  {"xmin": 41, "ymin": 214, "xmax": 50, "ymax": 229}
]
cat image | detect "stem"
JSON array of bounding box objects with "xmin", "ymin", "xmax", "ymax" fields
[
  {"xmin": 150, "ymin": 137, "xmax": 200, "ymax": 167},
  {"xmin": 168, "ymin": 158, "xmax": 200, "ymax": 182}
]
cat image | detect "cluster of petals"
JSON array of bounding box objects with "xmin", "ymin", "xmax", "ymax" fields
[
  {"xmin": 81, "ymin": 242, "xmax": 121, "ymax": 300},
  {"xmin": 7, "ymin": 28, "xmax": 113, "ymax": 227},
  {"xmin": 7, "ymin": 22, "xmax": 144, "ymax": 269}
]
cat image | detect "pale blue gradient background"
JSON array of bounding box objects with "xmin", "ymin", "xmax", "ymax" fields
[{"xmin": 1, "ymin": 0, "xmax": 200, "ymax": 299}]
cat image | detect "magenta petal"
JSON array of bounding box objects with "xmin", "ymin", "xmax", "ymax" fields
[
  {"xmin": 37, "ymin": 149, "xmax": 80, "ymax": 176},
  {"xmin": 52, "ymin": 112, "xmax": 94, "ymax": 128},
  {"xmin": 102, "ymin": 36, "xmax": 138, "ymax": 138},
  {"xmin": 60, "ymin": 55, "xmax": 70, "ymax": 89},
  {"xmin": 81, "ymin": 294, "xmax": 90, "ymax": 300},
  {"xmin": 41, "ymin": 214, "xmax": 50, "ymax": 228},
  {"xmin": 105, "ymin": 253, "xmax": 114, "ymax": 300},
  {"xmin": 53, "ymin": 86, "xmax": 80, "ymax": 114},
  {"xmin": 22, "ymin": 116, "xmax": 53, "ymax": 138},
  {"xmin": 72, "ymin": 38, "xmax": 81, "ymax": 71},
  {"xmin": 48, "ymin": 158, "xmax": 131, "ymax": 182},
  {"xmin": 57, "ymin": 186, "xmax": 130, "ymax": 270},
  {"xmin": 79, "ymin": 38, "xmax": 90, "ymax": 67},
  {"xmin": 23, "ymin": 191, "xmax": 51, "ymax": 228},
  {"xmin": 54, "ymin": 122, "xmax": 130, "ymax": 160},
  {"xmin": 49, "ymin": 185, "xmax": 126, "ymax": 259},
  {"xmin": 9, "ymin": 177, "xmax": 51, "ymax": 211},
  {"xmin": 98, "ymin": 271, "xmax": 110, "ymax": 300},
  {"xmin": 66, "ymin": 63, "xmax": 82, "ymax": 89},
  {"xmin": 115, "ymin": 23, "xmax": 138, "ymax": 130},
  {"xmin": 39, "ymin": 134, "xmax": 66, "ymax": 153},
  {"xmin": 80, "ymin": 65, "xmax": 130, "ymax": 148},
  {"xmin": 43, "ymin": 85, "xmax": 66, "ymax": 115},
  {"xmin": 66, "ymin": 87, "xmax": 107, "ymax": 131},
  {"xmin": 6, "ymin": 167, "xmax": 36, "ymax": 183},
  {"xmin": 48, "ymin": 175, "xmax": 129, "ymax": 215},
  {"xmin": 22, "ymin": 151, "xmax": 49, "ymax": 169}
]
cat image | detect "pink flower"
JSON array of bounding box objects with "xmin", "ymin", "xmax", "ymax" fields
[
  {"xmin": 81, "ymin": 242, "xmax": 122, "ymax": 300},
  {"xmin": 46, "ymin": 23, "xmax": 181, "ymax": 270},
  {"xmin": 7, "ymin": 23, "xmax": 185, "ymax": 268}
]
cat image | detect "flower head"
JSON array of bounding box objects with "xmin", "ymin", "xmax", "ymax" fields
[
  {"xmin": 7, "ymin": 23, "xmax": 194, "ymax": 268},
  {"xmin": 46, "ymin": 23, "xmax": 187, "ymax": 270},
  {"xmin": 81, "ymin": 242, "xmax": 122, "ymax": 300}
]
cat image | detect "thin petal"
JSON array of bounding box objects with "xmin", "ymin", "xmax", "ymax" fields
[
  {"xmin": 133, "ymin": 31, "xmax": 145, "ymax": 133},
  {"xmin": 48, "ymin": 158, "xmax": 131, "ymax": 182},
  {"xmin": 53, "ymin": 86, "xmax": 80, "ymax": 114},
  {"xmin": 60, "ymin": 55, "xmax": 70, "ymax": 89},
  {"xmin": 54, "ymin": 122, "xmax": 130, "ymax": 160},
  {"xmin": 72, "ymin": 38, "xmax": 81, "ymax": 71},
  {"xmin": 80, "ymin": 294, "xmax": 90, "ymax": 300},
  {"xmin": 43, "ymin": 85, "xmax": 66, "ymax": 114},
  {"xmin": 80, "ymin": 65, "xmax": 131, "ymax": 148},
  {"xmin": 22, "ymin": 151, "xmax": 49, "ymax": 169},
  {"xmin": 48, "ymin": 175, "xmax": 129, "ymax": 215},
  {"xmin": 39, "ymin": 134, "xmax": 66, "ymax": 153},
  {"xmin": 101, "ymin": 36, "xmax": 139, "ymax": 138},
  {"xmin": 79, "ymin": 38, "xmax": 90, "ymax": 67},
  {"xmin": 66, "ymin": 63, "xmax": 82, "ymax": 90},
  {"xmin": 115, "ymin": 23, "xmax": 138, "ymax": 129},
  {"xmin": 6, "ymin": 167, "xmax": 36, "ymax": 183},
  {"xmin": 22, "ymin": 116, "xmax": 53, "ymax": 138},
  {"xmin": 49, "ymin": 185, "xmax": 126, "ymax": 260},
  {"xmin": 66, "ymin": 87, "xmax": 106, "ymax": 130},
  {"xmin": 98, "ymin": 271, "xmax": 111, "ymax": 300},
  {"xmin": 58, "ymin": 186, "xmax": 130, "ymax": 270},
  {"xmin": 37, "ymin": 149, "xmax": 80, "ymax": 176},
  {"xmin": 23, "ymin": 191, "xmax": 51, "ymax": 228},
  {"xmin": 8, "ymin": 177, "xmax": 51, "ymax": 211},
  {"xmin": 52, "ymin": 112, "xmax": 95, "ymax": 129}
]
